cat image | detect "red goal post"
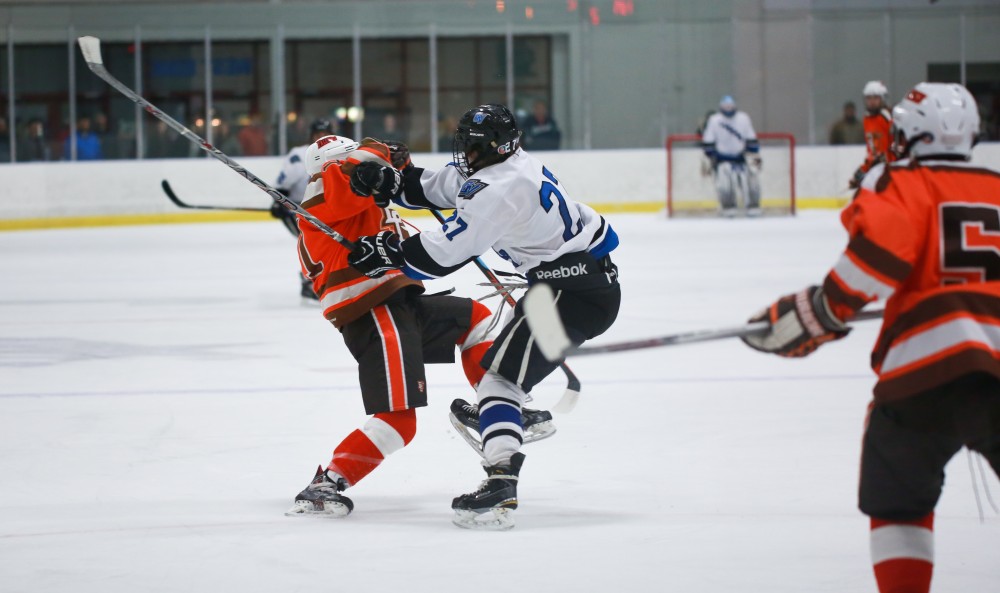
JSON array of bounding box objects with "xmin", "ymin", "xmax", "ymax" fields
[{"xmin": 666, "ymin": 132, "xmax": 796, "ymax": 217}]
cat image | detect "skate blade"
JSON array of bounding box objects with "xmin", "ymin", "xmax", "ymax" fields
[
  {"xmin": 449, "ymin": 414, "xmax": 556, "ymax": 457},
  {"xmin": 451, "ymin": 508, "xmax": 515, "ymax": 531},
  {"xmin": 449, "ymin": 413, "xmax": 485, "ymax": 458},
  {"xmin": 524, "ymin": 421, "xmax": 556, "ymax": 444},
  {"xmin": 284, "ymin": 500, "xmax": 351, "ymax": 518}
]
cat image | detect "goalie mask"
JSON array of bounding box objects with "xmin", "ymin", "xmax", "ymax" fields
[
  {"xmin": 305, "ymin": 134, "xmax": 360, "ymax": 177},
  {"xmin": 452, "ymin": 104, "xmax": 522, "ymax": 178},
  {"xmin": 890, "ymin": 82, "xmax": 980, "ymax": 161}
]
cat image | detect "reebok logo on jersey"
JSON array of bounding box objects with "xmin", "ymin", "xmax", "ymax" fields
[
  {"xmin": 458, "ymin": 179, "xmax": 489, "ymax": 199},
  {"xmin": 533, "ymin": 263, "xmax": 589, "ymax": 280}
]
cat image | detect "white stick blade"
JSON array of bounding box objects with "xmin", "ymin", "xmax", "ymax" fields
[
  {"xmin": 552, "ymin": 388, "xmax": 579, "ymax": 414},
  {"xmin": 523, "ymin": 284, "xmax": 571, "ymax": 362},
  {"xmin": 77, "ymin": 36, "xmax": 104, "ymax": 66}
]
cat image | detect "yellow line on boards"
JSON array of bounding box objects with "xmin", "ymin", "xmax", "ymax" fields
[{"xmin": 0, "ymin": 198, "xmax": 850, "ymax": 232}]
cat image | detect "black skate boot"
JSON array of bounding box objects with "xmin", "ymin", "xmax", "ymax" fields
[
  {"xmin": 285, "ymin": 465, "xmax": 354, "ymax": 518},
  {"xmin": 452, "ymin": 453, "xmax": 525, "ymax": 531},
  {"xmin": 448, "ymin": 399, "xmax": 556, "ymax": 456},
  {"xmin": 301, "ymin": 276, "xmax": 319, "ymax": 304}
]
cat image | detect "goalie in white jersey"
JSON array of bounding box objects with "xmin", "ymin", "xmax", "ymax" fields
[
  {"xmin": 701, "ymin": 95, "xmax": 762, "ymax": 217},
  {"xmin": 344, "ymin": 103, "xmax": 622, "ymax": 530}
]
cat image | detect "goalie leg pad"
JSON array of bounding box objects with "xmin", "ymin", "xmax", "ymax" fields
[
  {"xmin": 715, "ymin": 161, "xmax": 737, "ymax": 212},
  {"xmin": 746, "ymin": 167, "xmax": 762, "ymax": 210}
]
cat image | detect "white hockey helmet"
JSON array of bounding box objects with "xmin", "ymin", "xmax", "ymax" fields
[
  {"xmin": 863, "ymin": 80, "xmax": 888, "ymax": 100},
  {"xmin": 719, "ymin": 95, "xmax": 736, "ymax": 115},
  {"xmin": 890, "ymin": 82, "xmax": 980, "ymax": 160},
  {"xmin": 305, "ymin": 135, "xmax": 360, "ymax": 177}
]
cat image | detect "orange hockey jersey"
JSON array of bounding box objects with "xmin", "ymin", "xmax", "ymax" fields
[
  {"xmin": 297, "ymin": 142, "xmax": 422, "ymax": 329},
  {"xmin": 822, "ymin": 159, "xmax": 1000, "ymax": 402},
  {"xmin": 859, "ymin": 109, "xmax": 894, "ymax": 174}
]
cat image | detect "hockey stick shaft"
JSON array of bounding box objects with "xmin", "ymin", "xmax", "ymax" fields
[
  {"xmin": 568, "ymin": 308, "xmax": 883, "ymax": 356},
  {"xmin": 161, "ymin": 180, "xmax": 272, "ymax": 212},
  {"xmin": 77, "ymin": 36, "xmax": 355, "ymax": 251},
  {"xmin": 527, "ymin": 278, "xmax": 883, "ymax": 358},
  {"xmin": 429, "ymin": 209, "xmax": 583, "ymax": 396}
]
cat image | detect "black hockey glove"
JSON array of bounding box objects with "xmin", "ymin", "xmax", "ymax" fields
[
  {"xmin": 349, "ymin": 161, "xmax": 403, "ymax": 207},
  {"xmin": 348, "ymin": 231, "xmax": 405, "ymax": 278},
  {"xmin": 269, "ymin": 189, "xmax": 292, "ymax": 218},
  {"xmin": 269, "ymin": 192, "xmax": 300, "ymax": 237},
  {"xmin": 848, "ymin": 167, "xmax": 866, "ymax": 189},
  {"xmin": 742, "ymin": 285, "xmax": 850, "ymax": 358},
  {"xmin": 384, "ymin": 140, "xmax": 412, "ymax": 172}
]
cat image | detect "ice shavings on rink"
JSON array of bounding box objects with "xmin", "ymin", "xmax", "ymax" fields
[{"xmin": 1, "ymin": 212, "xmax": 996, "ymax": 592}]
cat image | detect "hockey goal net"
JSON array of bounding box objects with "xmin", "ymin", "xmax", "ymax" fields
[{"xmin": 666, "ymin": 132, "xmax": 796, "ymax": 217}]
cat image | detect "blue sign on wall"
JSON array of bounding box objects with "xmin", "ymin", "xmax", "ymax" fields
[{"xmin": 150, "ymin": 57, "xmax": 253, "ymax": 78}]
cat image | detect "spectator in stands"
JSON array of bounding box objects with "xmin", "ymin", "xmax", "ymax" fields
[
  {"xmin": 238, "ymin": 113, "xmax": 268, "ymax": 156},
  {"xmin": 63, "ymin": 115, "xmax": 102, "ymax": 160},
  {"xmin": 380, "ymin": 112, "xmax": 405, "ymax": 144},
  {"xmin": 522, "ymin": 100, "xmax": 561, "ymax": 150},
  {"xmin": 93, "ymin": 113, "xmax": 118, "ymax": 159},
  {"xmin": 146, "ymin": 120, "xmax": 186, "ymax": 158},
  {"xmin": 20, "ymin": 119, "xmax": 51, "ymax": 162},
  {"xmin": 829, "ymin": 101, "xmax": 865, "ymax": 145},
  {"xmin": 0, "ymin": 116, "xmax": 10, "ymax": 162},
  {"xmin": 437, "ymin": 115, "xmax": 457, "ymax": 153}
]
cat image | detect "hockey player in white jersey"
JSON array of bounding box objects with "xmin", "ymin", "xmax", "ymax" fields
[
  {"xmin": 345, "ymin": 104, "xmax": 622, "ymax": 530},
  {"xmin": 701, "ymin": 95, "xmax": 762, "ymax": 217},
  {"xmin": 273, "ymin": 119, "xmax": 335, "ymax": 300}
]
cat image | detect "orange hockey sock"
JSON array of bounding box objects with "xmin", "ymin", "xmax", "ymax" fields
[
  {"xmin": 870, "ymin": 514, "xmax": 934, "ymax": 593},
  {"xmin": 327, "ymin": 408, "xmax": 416, "ymax": 486},
  {"xmin": 457, "ymin": 300, "xmax": 494, "ymax": 388}
]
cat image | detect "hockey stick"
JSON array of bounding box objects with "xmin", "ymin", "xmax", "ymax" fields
[
  {"xmin": 161, "ymin": 179, "xmax": 271, "ymax": 212},
  {"xmin": 77, "ymin": 36, "xmax": 355, "ymax": 251},
  {"xmin": 524, "ymin": 283, "xmax": 885, "ymax": 361},
  {"xmin": 428, "ymin": 209, "xmax": 582, "ymax": 413}
]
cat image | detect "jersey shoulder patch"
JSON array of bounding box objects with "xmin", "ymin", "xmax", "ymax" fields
[{"xmin": 458, "ymin": 178, "xmax": 489, "ymax": 199}]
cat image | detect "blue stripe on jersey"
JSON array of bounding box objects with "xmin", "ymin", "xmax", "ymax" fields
[
  {"xmin": 480, "ymin": 402, "xmax": 522, "ymax": 429},
  {"xmin": 589, "ymin": 224, "xmax": 620, "ymax": 259},
  {"xmin": 401, "ymin": 264, "xmax": 435, "ymax": 280}
]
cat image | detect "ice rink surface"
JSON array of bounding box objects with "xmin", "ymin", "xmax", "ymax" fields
[{"xmin": 1, "ymin": 211, "xmax": 997, "ymax": 592}]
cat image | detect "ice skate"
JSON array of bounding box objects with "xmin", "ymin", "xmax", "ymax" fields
[
  {"xmin": 285, "ymin": 465, "xmax": 353, "ymax": 518},
  {"xmin": 451, "ymin": 453, "xmax": 524, "ymax": 531},
  {"xmin": 301, "ymin": 277, "xmax": 320, "ymax": 305},
  {"xmin": 449, "ymin": 399, "xmax": 556, "ymax": 456}
]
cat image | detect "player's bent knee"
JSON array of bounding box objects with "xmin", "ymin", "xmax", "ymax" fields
[
  {"xmin": 458, "ymin": 300, "xmax": 494, "ymax": 349},
  {"xmin": 369, "ymin": 408, "xmax": 417, "ymax": 452}
]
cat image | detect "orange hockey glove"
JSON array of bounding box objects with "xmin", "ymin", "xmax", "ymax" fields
[{"xmin": 742, "ymin": 286, "xmax": 850, "ymax": 358}]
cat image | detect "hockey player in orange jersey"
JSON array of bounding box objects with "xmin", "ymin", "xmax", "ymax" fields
[
  {"xmin": 284, "ymin": 136, "xmax": 499, "ymax": 518},
  {"xmin": 743, "ymin": 82, "xmax": 998, "ymax": 593},
  {"xmin": 849, "ymin": 80, "xmax": 894, "ymax": 189}
]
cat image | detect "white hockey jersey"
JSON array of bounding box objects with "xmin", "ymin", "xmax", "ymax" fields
[
  {"xmin": 275, "ymin": 145, "xmax": 311, "ymax": 203},
  {"xmin": 396, "ymin": 149, "xmax": 618, "ymax": 278},
  {"xmin": 702, "ymin": 111, "xmax": 758, "ymax": 160}
]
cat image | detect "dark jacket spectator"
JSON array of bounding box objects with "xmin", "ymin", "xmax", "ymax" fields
[
  {"xmin": 829, "ymin": 101, "xmax": 865, "ymax": 145},
  {"xmin": 20, "ymin": 119, "xmax": 51, "ymax": 162},
  {"xmin": 0, "ymin": 116, "xmax": 10, "ymax": 162},
  {"xmin": 523, "ymin": 101, "xmax": 561, "ymax": 151}
]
